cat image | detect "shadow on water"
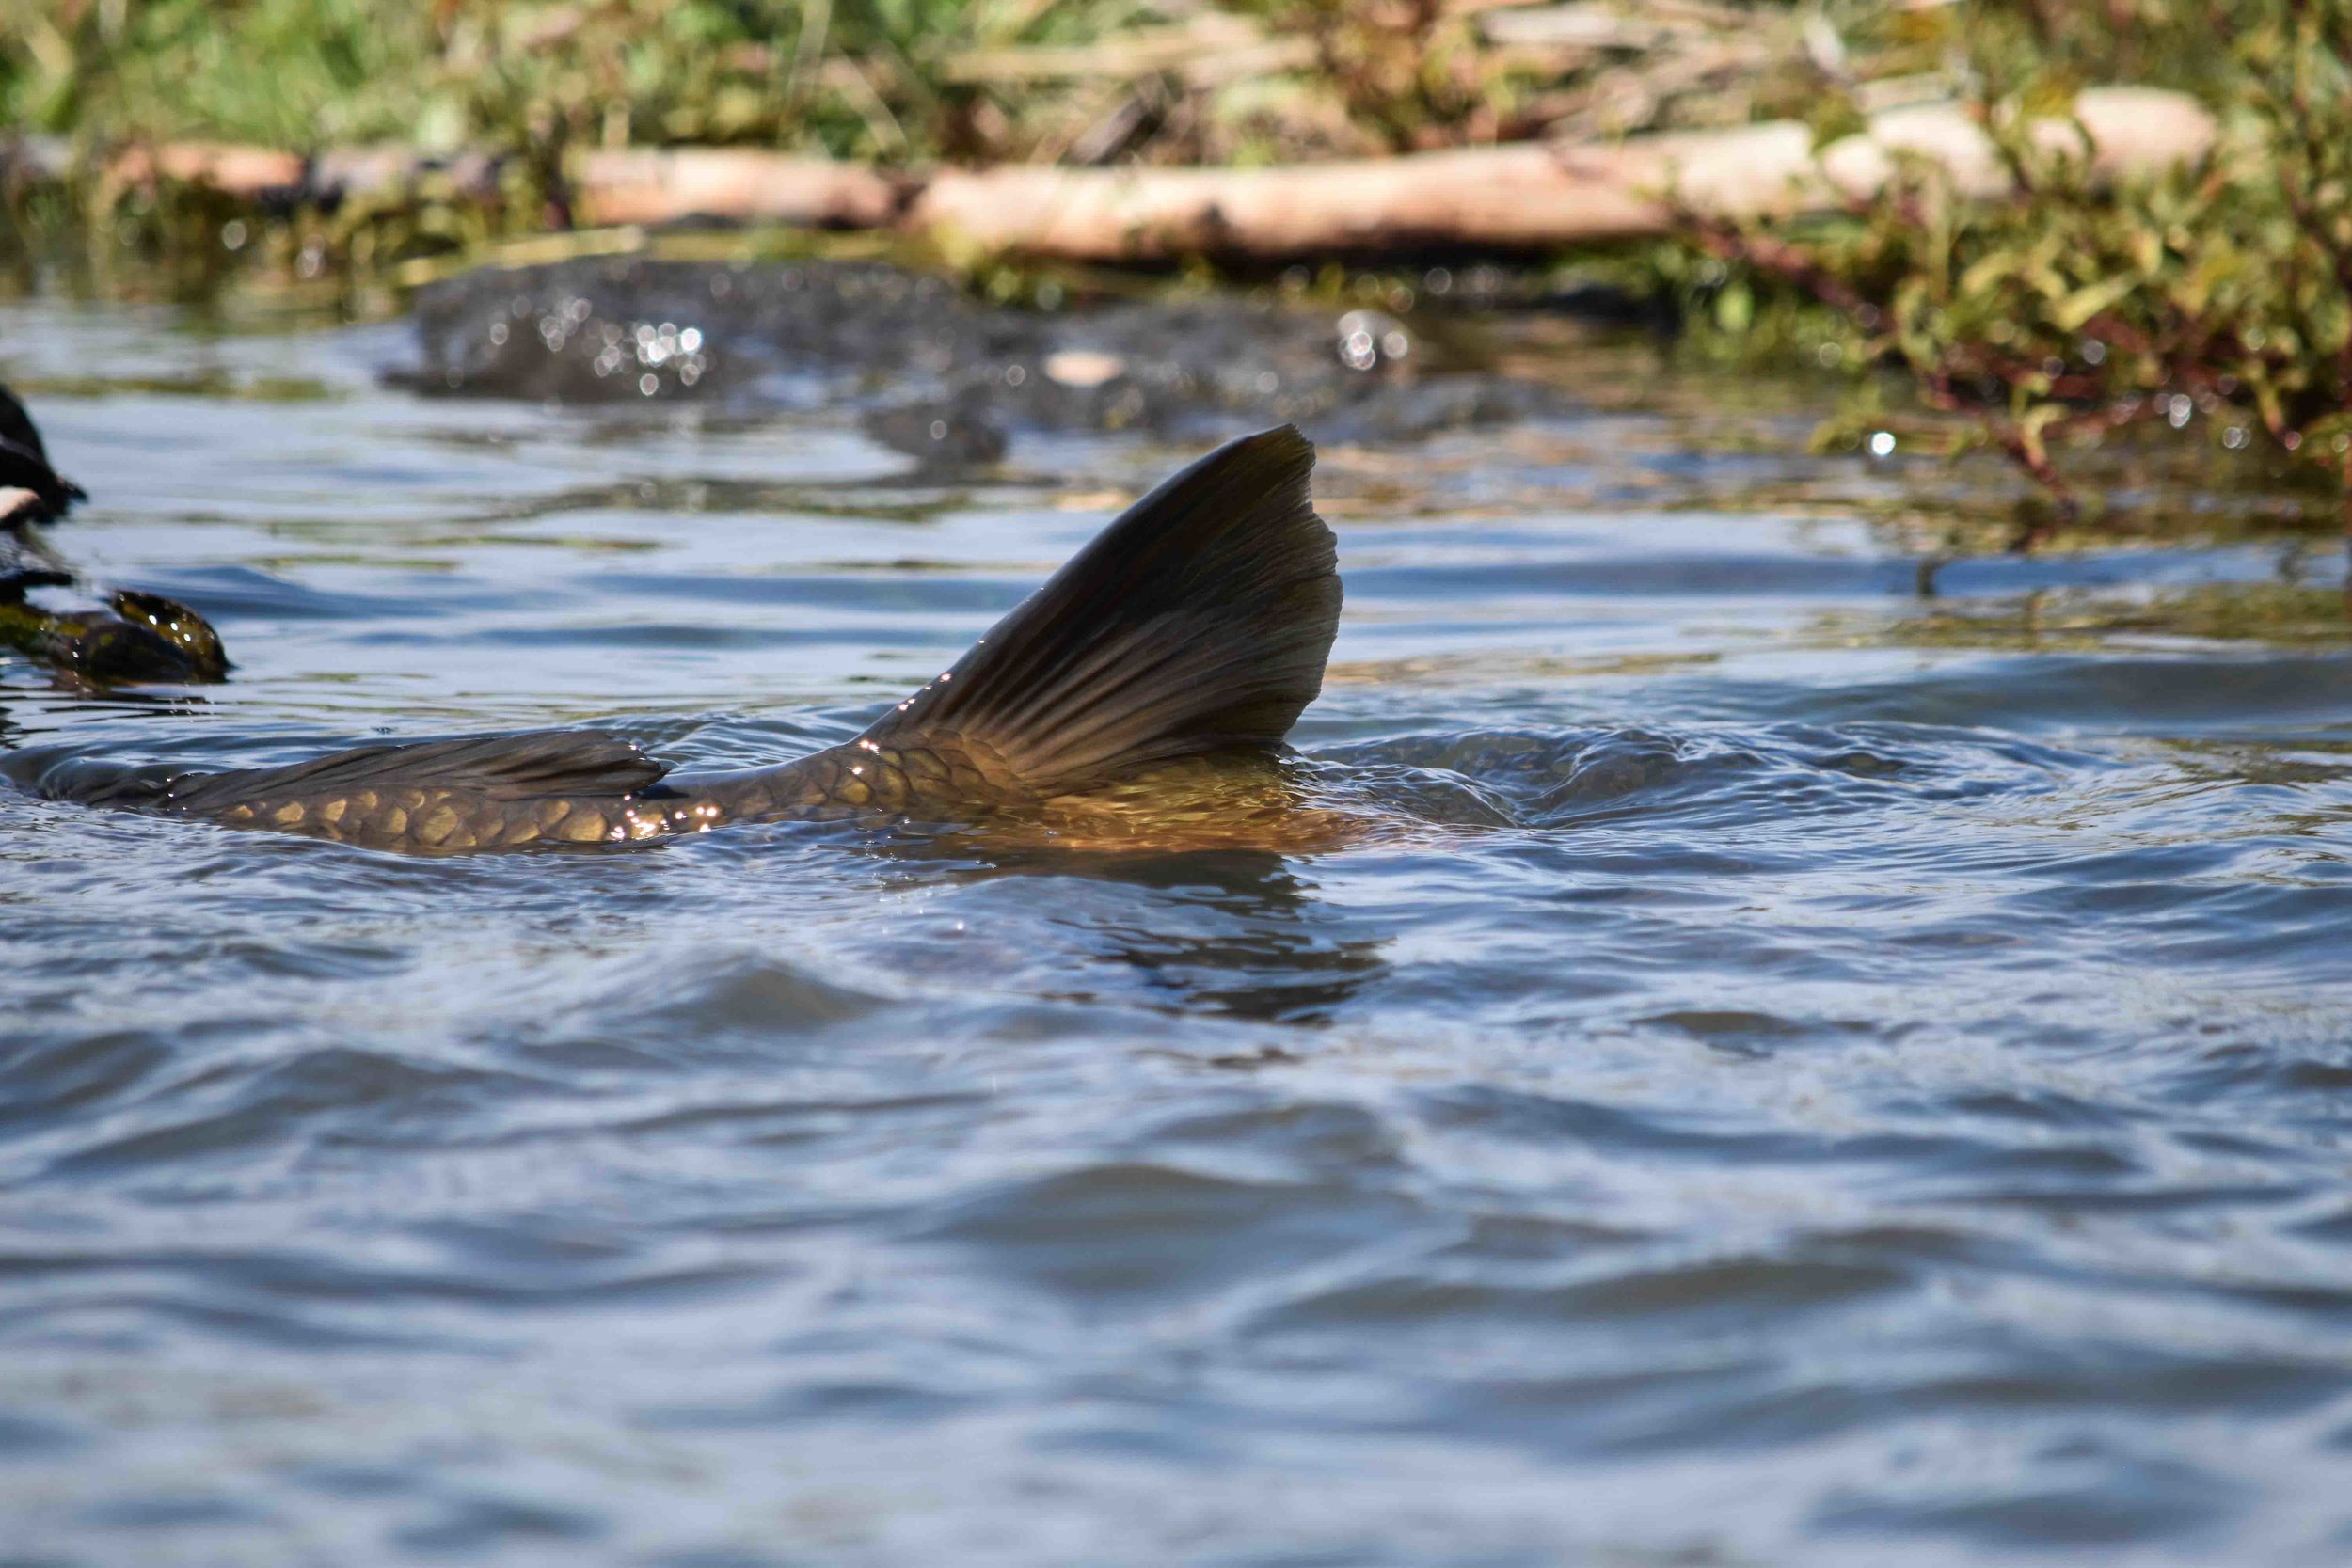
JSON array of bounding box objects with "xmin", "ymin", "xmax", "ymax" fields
[{"xmin": 903, "ymin": 842, "xmax": 1393, "ymax": 1025}]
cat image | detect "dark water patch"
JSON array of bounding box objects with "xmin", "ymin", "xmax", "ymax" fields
[
  {"xmin": 1891, "ymin": 1347, "xmax": 2352, "ymax": 1418},
  {"xmin": 44, "ymin": 1045, "xmax": 564, "ymax": 1177},
  {"xmin": 1493, "ymin": 1252, "xmax": 1907, "ymax": 1326},
  {"xmin": 391, "ymin": 1494, "xmax": 604, "ymax": 1554},
  {"xmin": 279, "ymin": 1461, "xmax": 421, "ymax": 1498},
  {"xmin": 1815, "ymin": 1445, "xmax": 2244, "ymax": 1549},
  {"xmin": 397, "ymin": 257, "xmax": 1564, "ymax": 453},
  {"xmin": 927, "ymin": 1164, "xmax": 1425, "ymax": 1305},
  {"xmin": 0, "ymin": 1238, "xmax": 771, "ymax": 1338},
  {"xmin": 1263, "ymin": 1254, "xmax": 1907, "ymax": 1351},
  {"xmin": 616, "ymin": 953, "xmax": 897, "ymax": 1039},
  {"xmin": 593, "ymin": 569, "xmax": 1034, "ymax": 614},
  {"xmin": 0, "ymin": 1031, "xmax": 173, "ymax": 1133},
  {"xmin": 420, "ymin": 620, "xmax": 925, "ymax": 653},
  {"xmin": 79, "ymin": 1491, "xmax": 270, "ymax": 1530},
  {"xmin": 1349, "ymin": 552, "xmax": 1916, "ymax": 601},
  {"xmin": 1417, "ymin": 1084, "xmax": 1955, "ymax": 1169},
  {"xmin": 658, "ymin": 1376, "xmax": 986, "ymax": 1433},
  {"xmin": 1685, "ymin": 651, "xmax": 2352, "ymax": 735},
  {"xmin": 142, "ymin": 563, "xmax": 534, "ymax": 623},
  {"xmin": 0, "ymin": 1410, "xmax": 86, "ymax": 1460},
  {"xmin": 1138, "ymin": 1101, "xmax": 1408, "ymax": 1184}
]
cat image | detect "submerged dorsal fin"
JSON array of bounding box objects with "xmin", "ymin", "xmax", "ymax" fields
[
  {"xmin": 134, "ymin": 730, "xmax": 669, "ymax": 814},
  {"xmin": 866, "ymin": 425, "xmax": 1340, "ymax": 796}
]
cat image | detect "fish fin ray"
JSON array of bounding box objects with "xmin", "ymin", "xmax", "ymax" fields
[{"xmin": 865, "ymin": 425, "xmax": 1339, "ymax": 794}]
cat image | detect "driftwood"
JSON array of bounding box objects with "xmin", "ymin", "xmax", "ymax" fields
[
  {"xmin": 4, "ymin": 87, "xmax": 2215, "ymax": 263},
  {"xmin": 578, "ymin": 150, "xmax": 914, "ymax": 230},
  {"xmin": 901, "ymin": 87, "xmax": 2216, "ymax": 261}
]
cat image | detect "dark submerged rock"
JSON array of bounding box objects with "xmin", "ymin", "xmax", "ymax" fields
[
  {"xmin": 0, "ymin": 576, "xmax": 230, "ymax": 686},
  {"xmin": 394, "ymin": 257, "xmax": 1566, "ymax": 455}
]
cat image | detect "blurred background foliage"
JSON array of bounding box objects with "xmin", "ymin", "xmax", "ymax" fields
[
  {"xmin": 1662, "ymin": 0, "xmax": 2352, "ymax": 529},
  {"xmin": 0, "ymin": 0, "xmax": 1984, "ymax": 166},
  {"xmin": 3, "ymin": 0, "xmax": 2348, "ymax": 525}
]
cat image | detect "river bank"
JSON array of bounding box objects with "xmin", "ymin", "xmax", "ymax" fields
[{"xmin": 7, "ymin": 3, "xmax": 2349, "ymax": 524}]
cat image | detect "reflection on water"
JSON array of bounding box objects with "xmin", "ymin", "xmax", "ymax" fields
[
  {"xmin": 3, "ymin": 295, "xmax": 2352, "ymax": 1565},
  {"xmin": 1014, "ymin": 851, "xmax": 1389, "ymax": 1025}
]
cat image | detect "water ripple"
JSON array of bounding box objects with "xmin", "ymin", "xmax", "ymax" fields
[{"xmin": 4, "ymin": 302, "xmax": 2351, "ymax": 1565}]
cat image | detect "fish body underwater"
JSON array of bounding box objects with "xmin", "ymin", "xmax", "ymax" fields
[{"xmin": 24, "ymin": 426, "xmax": 1343, "ymax": 854}]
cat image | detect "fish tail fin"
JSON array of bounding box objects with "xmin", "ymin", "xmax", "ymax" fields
[{"xmin": 866, "ymin": 425, "xmax": 1340, "ymax": 796}]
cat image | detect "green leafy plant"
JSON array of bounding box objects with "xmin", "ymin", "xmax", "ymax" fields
[{"xmin": 1675, "ymin": 0, "xmax": 2352, "ymax": 538}]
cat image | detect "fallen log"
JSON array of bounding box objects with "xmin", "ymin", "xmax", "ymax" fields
[
  {"xmin": 3, "ymin": 86, "xmax": 2215, "ymax": 263},
  {"xmin": 574, "ymin": 150, "xmax": 913, "ymax": 230},
  {"xmin": 903, "ymin": 87, "xmax": 2217, "ymax": 260}
]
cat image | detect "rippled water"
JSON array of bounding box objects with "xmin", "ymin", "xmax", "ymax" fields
[{"xmin": 5, "ymin": 293, "xmax": 2352, "ymax": 1566}]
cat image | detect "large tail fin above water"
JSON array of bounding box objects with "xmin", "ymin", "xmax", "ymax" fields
[{"xmin": 867, "ymin": 424, "xmax": 1341, "ymax": 797}]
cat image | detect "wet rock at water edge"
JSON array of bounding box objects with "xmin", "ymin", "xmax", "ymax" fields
[{"xmin": 392, "ymin": 257, "xmax": 1567, "ymax": 448}]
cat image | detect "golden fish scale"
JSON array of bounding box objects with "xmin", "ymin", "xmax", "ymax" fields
[
  {"xmin": 187, "ymin": 736, "xmax": 1032, "ymax": 854},
  {"xmin": 213, "ymin": 785, "xmax": 629, "ymax": 852}
]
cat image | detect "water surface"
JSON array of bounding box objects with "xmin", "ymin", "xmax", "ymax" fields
[{"xmin": 5, "ymin": 296, "xmax": 2352, "ymax": 1565}]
